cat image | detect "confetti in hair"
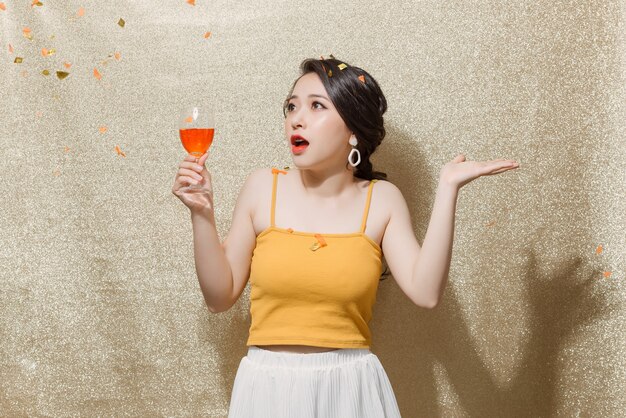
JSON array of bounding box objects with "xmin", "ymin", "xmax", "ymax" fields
[
  {"xmin": 358, "ymin": 74, "xmax": 366, "ymax": 83},
  {"xmin": 338, "ymin": 63, "xmax": 347, "ymax": 70}
]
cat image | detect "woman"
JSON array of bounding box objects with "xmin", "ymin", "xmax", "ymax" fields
[{"xmin": 172, "ymin": 57, "xmax": 519, "ymax": 417}]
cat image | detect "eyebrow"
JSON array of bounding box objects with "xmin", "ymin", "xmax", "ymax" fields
[{"xmin": 287, "ymin": 94, "xmax": 329, "ymax": 101}]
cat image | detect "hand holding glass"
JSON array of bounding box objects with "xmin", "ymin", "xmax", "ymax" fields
[{"xmin": 179, "ymin": 106, "xmax": 214, "ymax": 193}]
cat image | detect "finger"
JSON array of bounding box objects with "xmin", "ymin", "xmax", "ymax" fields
[
  {"xmin": 180, "ymin": 168, "xmax": 203, "ymax": 181},
  {"xmin": 488, "ymin": 166, "xmax": 518, "ymax": 175},
  {"xmin": 178, "ymin": 175, "xmax": 201, "ymax": 186}
]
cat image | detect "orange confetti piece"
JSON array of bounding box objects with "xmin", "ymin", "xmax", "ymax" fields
[
  {"xmin": 184, "ymin": 116, "xmax": 193, "ymax": 123},
  {"xmin": 31, "ymin": 0, "xmax": 43, "ymax": 7},
  {"xmin": 64, "ymin": 146, "xmax": 71, "ymax": 152},
  {"xmin": 0, "ymin": 3, "xmax": 6, "ymax": 11},
  {"xmin": 358, "ymin": 75, "xmax": 366, "ymax": 83},
  {"xmin": 114, "ymin": 145, "xmax": 126, "ymax": 157},
  {"xmin": 204, "ymin": 31, "xmax": 212, "ymax": 39},
  {"xmin": 8, "ymin": 44, "xmax": 13, "ymax": 53},
  {"xmin": 114, "ymin": 51, "xmax": 121, "ymax": 61},
  {"xmin": 271, "ymin": 168, "xmax": 288, "ymax": 175},
  {"xmin": 595, "ymin": 244, "xmax": 603, "ymax": 254},
  {"xmin": 77, "ymin": 7, "xmax": 85, "ymax": 17},
  {"xmin": 41, "ymin": 48, "xmax": 48, "ymax": 56},
  {"xmin": 603, "ymin": 271, "xmax": 611, "ymax": 278},
  {"xmin": 187, "ymin": 0, "xmax": 195, "ymax": 5},
  {"xmin": 63, "ymin": 62, "xmax": 72, "ymax": 69},
  {"xmin": 99, "ymin": 126, "xmax": 108, "ymax": 133},
  {"xmin": 314, "ymin": 234, "xmax": 327, "ymax": 247},
  {"xmin": 93, "ymin": 68, "xmax": 102, "ymax": 80}
]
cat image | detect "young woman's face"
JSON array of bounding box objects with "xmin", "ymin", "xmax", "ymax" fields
[{"xmin": 284, "ymin": 72, "xmax": 352, "ymax": 169}]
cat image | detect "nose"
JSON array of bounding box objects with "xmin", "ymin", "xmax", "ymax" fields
[{"xmin": 289, "ymin": 107, "xmax": 305, "ymax": 129}]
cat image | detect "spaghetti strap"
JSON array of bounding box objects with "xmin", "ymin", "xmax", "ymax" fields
[
  {"xmin": 270, "ymin": 167, "xmax": 288, "ymax": 227},
  {"xmin": 359, "ymin": 179, "xmax": 378, "ymax": 233}
]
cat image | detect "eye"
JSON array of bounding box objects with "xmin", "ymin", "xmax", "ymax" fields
[{"xmin": 285, "ymin": 101, "xmax": 326, "ymax": 113}]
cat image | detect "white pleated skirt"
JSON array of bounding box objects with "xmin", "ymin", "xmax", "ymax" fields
[{"xmin": 227, "ymin": 345, "xmax": 402, "ymax": 418}]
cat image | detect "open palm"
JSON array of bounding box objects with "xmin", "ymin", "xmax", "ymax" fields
[{"xmin": 439, "ymin": 154, "xmax": 520, "ymax": 189}]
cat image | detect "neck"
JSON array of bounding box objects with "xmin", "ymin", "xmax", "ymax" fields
[{"xmin": 294, "ymin": 165, "xmax": 358, "ymax": 202}]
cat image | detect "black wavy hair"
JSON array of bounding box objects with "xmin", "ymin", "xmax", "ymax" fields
[
  {"xmin": 283, "ymin": 57, "xmax": 392, "ymax": 281},
  {"xmin": 282, "ymin": 57, "xmax": 389, "ymax": 182}
]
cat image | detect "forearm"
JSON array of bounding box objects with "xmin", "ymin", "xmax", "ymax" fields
[
  {"xmin": 412, "ymin": 179, "xmax": 459, "ymax": 307},
  {"xmin": 190, "ymin": 211, "xmax": 233, "ymax": 312}
]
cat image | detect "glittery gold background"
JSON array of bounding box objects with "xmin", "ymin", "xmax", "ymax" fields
[{"xmin": 1, "ymin": 0, "xmax": 625, "ymax": 416}]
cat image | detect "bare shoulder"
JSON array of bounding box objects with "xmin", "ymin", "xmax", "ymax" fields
[
  {"xmin": 372, "ymin": 178, "xmax": 405, "ymax": 217},
  {"xmin": 240, "ymin": 167, "xmax": 274, "ymax": 214}
]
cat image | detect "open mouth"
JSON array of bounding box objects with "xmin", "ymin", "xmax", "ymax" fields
[{"xmin": 291, "ymin": 137, "xmax": 309, "ymax": 153}]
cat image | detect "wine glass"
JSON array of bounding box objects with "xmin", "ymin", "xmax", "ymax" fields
[{"xmin": 178, "ymin": 106, "xmax": 215, "ymax": 192}]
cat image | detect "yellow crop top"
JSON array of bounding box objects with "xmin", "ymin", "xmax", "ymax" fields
[{"xmin": 246, "ymin": 167, "xmax": 383, "ymax": 349}]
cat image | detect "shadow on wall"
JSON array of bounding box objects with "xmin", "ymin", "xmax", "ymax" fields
[{"xmin": 366, "ymin": 124, "xmax": 613, "ymax": 417}]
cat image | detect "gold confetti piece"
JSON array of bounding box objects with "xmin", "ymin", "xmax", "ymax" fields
[
  {"xmin": 77, "ymin": 7, "xmax": 85, "ymax": 17},
  {"xmin": 187, "ymin": 0, "xmax": 195, "ymax": 5},
  {"xmin": 329, "ymin": 54, "xmax": 336, "ymax": 59},
  {"xmin": 358, "ymin": 75, "xmax": 365, "ymax": 83},
  {"xmin": 603, "ymin": 271, "xmax": 611, "ymax": 278},
  {"xmin": 0, "ymin": 3, "xmax": 6, "ymax": 11},
  {"xmin": 42, "ymin": 69, "xmax": 50, "ymax": 76},
  {"xmin": 56, "ymin": 71, "xmax": 69, "ymax": 80},
  {"xmin": 63, "ymin": 62, "xmax": 72, "ymax": 69},
  {"xmin": 93, "ymin": 68, "xmax": 102, "ymax": 80},
  {"xmin": 114, "ymin": 51, "xmax": 121, "ymax": 60},
  {"xmin": 184, "ymin": 116, "xmax": 193, "ymax": 123},
  {"xmin": 327, "ymin": 69, "xmax": 332, "ymax": 77},
  {"xmin": 31, "ymin": 0, "xmax": 43, "ymax": 7},
  {"xmin": 203, "ymin": 31, "xmax": 211, "ymax": 39},
  {"xmin": 338, "ymin": 63, "xmax": 347, "ymax": 70},
  {"xmin": 99, "ymin": 126, "xmax": 107, "ymax": 133},
  {"xmin": 114, "ymin": 145, "xmax": 126, "ymax": 157},
  {"xmin": 14, "ymin": 57, "xmax": 23, "ymax": 63},
  {"xmin": 50, "ymin": 34, "xmax": 55, "ymax": 39},
  {"xmin": 118, "ymin": 18, "xmax": 125, "ymax": 27},
  {"xmin": 595, "ymin": 244, "xmax": 603, "ymax": 254}
]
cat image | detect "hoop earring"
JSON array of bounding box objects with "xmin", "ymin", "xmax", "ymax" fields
[{"xmin": 348, "ymin": 136, "xmax": 361, "ymax": 167}]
